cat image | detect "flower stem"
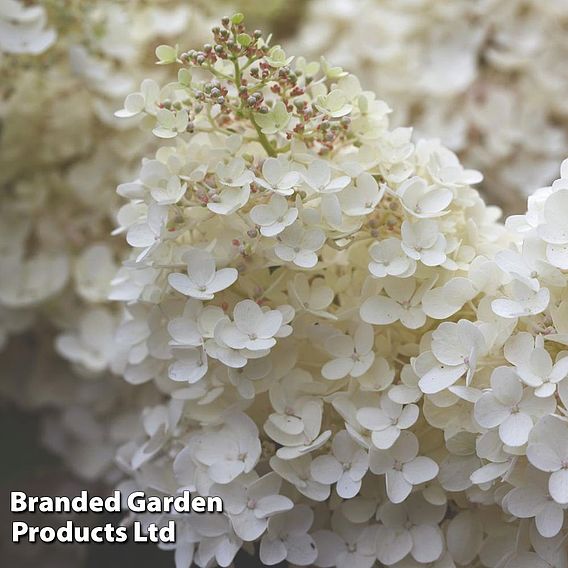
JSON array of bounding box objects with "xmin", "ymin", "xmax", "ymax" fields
[{"xmin": 250, "ymin": 112, "xmax": 277, "ymax": 157}]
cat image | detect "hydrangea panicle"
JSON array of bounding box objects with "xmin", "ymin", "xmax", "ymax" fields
[{"xmin": 105, "ymin": 12, "xmax": 568, "ymax": 568}]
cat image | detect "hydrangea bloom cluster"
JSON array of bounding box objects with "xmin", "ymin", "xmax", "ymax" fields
[
  {"xmin": 291, "ymin": 0, "xmax": 568, "ymax": 211},
  {"xmin": 111, "ymin": 14, "xmax": 568, "ymax": 567}
]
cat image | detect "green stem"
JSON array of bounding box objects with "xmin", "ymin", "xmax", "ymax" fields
[
  {"xmin": 250, "ymin": 112, "xmax": 277, "ymax": 157},
  {"xmin": 203, "ymin": 64, "xmax": 232, "ymax": 81},
  {"xmin": 233, "ymin": 57, "xmax": 242, "ymax": 89}
]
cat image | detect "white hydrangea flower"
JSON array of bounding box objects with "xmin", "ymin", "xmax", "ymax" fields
[
  {"xmin": 0, "ymin": 0, "xmax": 55, "ymax": 54},
  {"xmin": 315, "ymin": 89, "xmax": 353, "ymax": 118},
  {"xmin": 515, "ymin": 342, "xmax": 568, "ymax": 398},
  {"xmin": 492, "ymin": 280, "xmax": 550, "ymax": 318},
  {"xmin": 322, "ymin": 324, "xmax": 375, "ymax": 380},
  {"xmin": 212, "ymin": 473, "xmax": 293, "ymax": 542},
  {"xmin": 357, "ymin": 396, "xmax": 419, "ymax": 450},
  {"xmin": 288, "ymin": 274, "xmax": 335, "ymax": 319},
  {"xmin": 228, "ymin": 357, "xmax": 271, "ymax": 400},
  {"xmin": 401, "ymin": 220, "xmax": 447, "ymax": 267},
  {"xmin": 207, "ymin": 184, "xmax": 251, "ymax": 215},
  {"xmin": 312, "ymin": 512, "xmax": 377, "ymax": 568},
  {"xmin": 303, "ymin": 160, "xmax": 351, "ymax": 194},
  {"xmin": 55, "ymin": 308, "xmax": 117, "ymax": 373},
  {"xmin": 259, "ymin": 504, "xmax": 317, "ymax": 566},
  {"xmin": 115, "ymin": 79, "xmax": 160, "ymax": 118},
  {"xmin": 474, "ymin": 367, "xmax": 555, "ymax": 447},
  {"xmin": 216, "ymin": 300, "xmax": 283, "ymax": 352},
  {"xmin": 360, "ymin": 277, "xmax": 426, "ymax": 329},
  {"xmin": 129, "ymin": 399, "xmax": 184, "ymax": 470},
  {"xmin": 139, "ymin": 159, "xmax": 188, "ymax": 205},
  {"xmin": 216, "ymin": 157, "xmax": 254, "ymax": 188},
  {"xmin": 421, "ymin": 277, "xmax": 477, "ymax": 320},
  {"xmin": 153, "ymin": 107, "xmax": 190, "ymax": 138},
  {"xmin": 168, "ymin": 249, "xmax": 238, "ymax": 300},
  {"xmin": 253, "ymin": 101, "xmax": 291, "ymax": 135},
  {"xmin": 495, "ymin": 240, "xmax": 565, "ymax": 292},
  {"xmin": 416, "ymin": 320, "xmax": 486, "ymax": 394},
  {"xmin": 376, "ymin": 495, "xmax": 446, "ymax": 565},
  {"xmin": 189, "ymin": 412, "xmax": 261, "ymax": 484},
  {"xmin": 74, "ymin": 244, "xmax": 118, "ymax": 303},
  {"xmin": 0, "ymin": 251, "xmax": 69, "ymax": 308},
  {"xmin": 310, "ymin": 430, "xmax": 369, "ymax": 498},
  {"xmin": 339, "ymin": 173, "xmax": 384, "ymax": 216},
  {"xmin": 250, "ymin": 194, "xmax": 298, "ymax": 237},
  {"xmin": 126, "ymin": 203, "xmax": 169, "ymax": 261},
  {"xmin": 504, "ymin": 469, "xmax": 565, "ymax": 538},
  {"xmin": 255, "ymin": 157, "xmax": 302, "ymax": 196},
  {"xmin": 537, "ymin": 188, "xmax": 568, "ymax": 269},
  {"xmin": 270, "ymin": 455, "xmax": 331, "ymax": 502},
  {"xmin": 527, "ymin": 416, "xmax": 568, "ymax": 505},
  {"xmin": 168, "ymin": 347, "xmax": 208, "ymax": 383},
  {"xmin": 368, "ymin": 238, "xmax": 416, "ymax": 279},
  {"xmin": 397, "ymin": 177, "xmax": 453, "ymax": 218},
  {"xmin": 369, "ymin": 431, "xmax": 438, "ymax": 503},
  {"xmin": 265, "ymin": 370, "xmax": 331, "ymax": 461},
  {"xmin": 274, "ymin": 221, "xmax": 326, "ymax": 268},
  {"xmin": 168, "ymin": 299, "xmax": 223, "ymax": 349}
]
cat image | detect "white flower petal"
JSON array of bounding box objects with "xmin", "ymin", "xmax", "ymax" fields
[
  {"xmin": 498, "ymin": 412, "xmax": 532, "ymax": 447},
  {"xmin": 311, "ymin": 455, "xmax": 343, "ymax": 484},
  {"xmin": 474, "ymin": 393, "xmax": 510, "ymax": 429},
  {"xmin": 549, "ymin": 469, "xmax": 568, "ymax": 505},
  {"xmin": 527, "ymin": 443, "xmax": 562, "ymax": 472},
  {"xmin": 410, "ymin": 524, "xmax": 443, "ymax": 564},
  {"xmin": 403, "ymin": 456, "xmax": 439, "ymax": 485},
  {"xmin": 386, "ymin": 469, "xmax": 413, "ymax": 503},
  {"xmin": 419, "ymin": 363, "xmax": 466, "ymax": 394},
  {"xmin": 535, "ymin": 501, "xmax": 564, "ymax": 538}
]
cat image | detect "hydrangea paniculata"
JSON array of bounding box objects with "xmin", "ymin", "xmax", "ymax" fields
[{"xmin": 110, "ymin": 13, "xmax": 568, "ymax": 568}]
